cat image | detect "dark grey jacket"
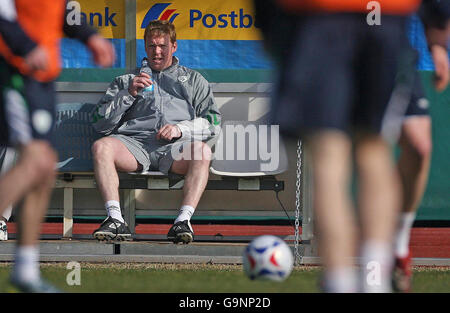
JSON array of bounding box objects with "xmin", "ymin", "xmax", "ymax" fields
[{"xmin": 91, "ymin": 57, "xmax": 221, "ymax": 147}]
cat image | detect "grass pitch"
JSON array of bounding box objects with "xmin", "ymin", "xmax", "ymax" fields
[{"xmin": 0, "ymin": 263, "xmax": 449, "ymax": 293}]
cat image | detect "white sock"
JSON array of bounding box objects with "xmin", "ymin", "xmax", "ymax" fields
[
  {"xmin": 394, "ymin": 212, "xmax": 416, "ymax": 258},
  {"xmin": 360, "ymin": 241, "xmax": 393, "ymax": 293},
  {"xmin": 105, "ymin": 200, "xmax": 124, "ymax": 223},
  {"xmin": 2, "ymin": 205, "xmax": 12, "ymax": 221},
  {"xmin": 322, "ymin": 267, "xmax": 358, "ymax": 293},
  {"xmin": 174, "ymin": 205, "xmax": 195, "ymax": 230},
  {"xmin": 12, "ymin": 246, "xmax": 40, "ymax": 283}
]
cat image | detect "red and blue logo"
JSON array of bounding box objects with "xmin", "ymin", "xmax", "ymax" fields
[{"xmin": 141, "ymin": 3, "xmax": 179, "ymax": 28}]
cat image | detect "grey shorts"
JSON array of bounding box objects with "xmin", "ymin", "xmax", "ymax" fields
[{"xmin": 110, "ymin": 134, "xmax": 178, "ymax": 174}]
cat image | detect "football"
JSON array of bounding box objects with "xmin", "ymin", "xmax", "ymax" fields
[{"xmin": 243, "ymin": 235, "xmax": 294, "ymax": 281}]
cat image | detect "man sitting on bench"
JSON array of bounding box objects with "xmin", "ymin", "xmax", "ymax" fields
[{"xmin": 90, "ymin": 20, "xmax": 221, "ymax": 243}]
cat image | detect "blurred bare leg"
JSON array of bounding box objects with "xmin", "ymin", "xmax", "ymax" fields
[{"xmin": 307, "ymin": 131, "xmax": 357, "ymax": 292}]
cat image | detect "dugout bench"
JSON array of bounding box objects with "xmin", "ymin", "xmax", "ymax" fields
[{"xmin": 52, "ymin": 103, "xmax": 288, "ymax": 239}]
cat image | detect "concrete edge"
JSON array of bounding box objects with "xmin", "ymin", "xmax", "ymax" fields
[
  {"xmin": 0, "ymin": 254, "xmax": 242, "ymax": 264},
  {"xmin": 0, "ymin": 254, "xmax": 448, "ymax": 266}
]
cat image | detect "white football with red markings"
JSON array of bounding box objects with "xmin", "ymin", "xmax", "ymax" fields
[{"xmin": 243, "ymin": 235, "xmax": 294, "ymax": 281}]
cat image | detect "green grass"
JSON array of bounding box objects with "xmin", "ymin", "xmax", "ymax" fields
[{"xmin": 0, "ymin": 263, "xmax": 448, "ymax": 293}]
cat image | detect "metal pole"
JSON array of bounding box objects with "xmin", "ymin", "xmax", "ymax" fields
[{"xmin": 125, "ymin": 0, "xmax": 137, "ymax": 71}]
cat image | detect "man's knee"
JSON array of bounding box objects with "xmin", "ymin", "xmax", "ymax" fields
[
  {"xmin": 189, "ymin": 141, "xmax": 212, "ymax": 163},
  {"xmin": 402, "ymin": 136, "xmax": 432, "ymax": 161},
  {"xmin": 414, "ymin": 140, "xmax": 432, "ymax": 161},
  {"xmin": 400, "ymin": 131, "xmax": 432, "ymax": 162},
  {"xmin": 400, "ymin": 117, "xmax": 432, "ymax": 161},
  {"xmin": 92, "ymin": 138, "xmax": 115, "ymax": 162},
  {"xmin": 36, "ymin": 146, "xmax": 57, "ymax": 178},
  {"xmin": 92, "ymin": 137, "xmax": 140, "ymax": 173},
  {"xmin": 354, "ymin": 135, "xmax": 392, "ymax": 175},
  {"xmin": 20, "ymin": 141, "xmax": 57, "ymax": 182},
  {"xmin": 173, "ymin": 142, "xmax": 211, "ymax": 175}
]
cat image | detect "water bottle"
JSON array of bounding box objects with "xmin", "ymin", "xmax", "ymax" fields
[{"xmin": 140, "ymin": 58, "xmax": 153, "ymax": 97}]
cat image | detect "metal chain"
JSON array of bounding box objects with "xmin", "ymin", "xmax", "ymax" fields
[{"xmin": 294, "ymin": 139, "xmax": 302, "ymax": 266}]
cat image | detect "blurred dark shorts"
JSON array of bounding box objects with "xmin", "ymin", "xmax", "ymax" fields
[
  {"xmin": 271, "ymin": 13, "xmax": 411, "ymax": 142},
  {"xmin": 404, "ymin": 71, "xmax": 429, "ymax": 117},
  {"xmin": 0, "ymin": 57, "xmax": 55, "ymax": 147}
]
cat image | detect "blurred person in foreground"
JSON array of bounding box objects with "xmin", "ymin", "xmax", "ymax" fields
[
  {"xmin": 254, "ymin": 0, "xmax": 447, "ymax": 292},
  {"xmin": 0, "ymin": 145, "xmax": 14, "ymax": 240},
  {"xmin": 0, "ymin": 0, "xmax": 114, "ymax": 292},
  {"xmin": 392, "ymin": 1, "xmax": 449, "ymax": 292}
]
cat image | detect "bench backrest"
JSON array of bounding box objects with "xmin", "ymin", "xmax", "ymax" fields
[
  {"xmin": 54, "ymin": 103, "xmax": 100, "ymax": 172},
  {"xmin": 210, "ymin": 120, "xmax": 288, "ymax": 176},
  {"xmin": 53, "ymin": 103, "xmax": 289, "ymax": 177}
]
